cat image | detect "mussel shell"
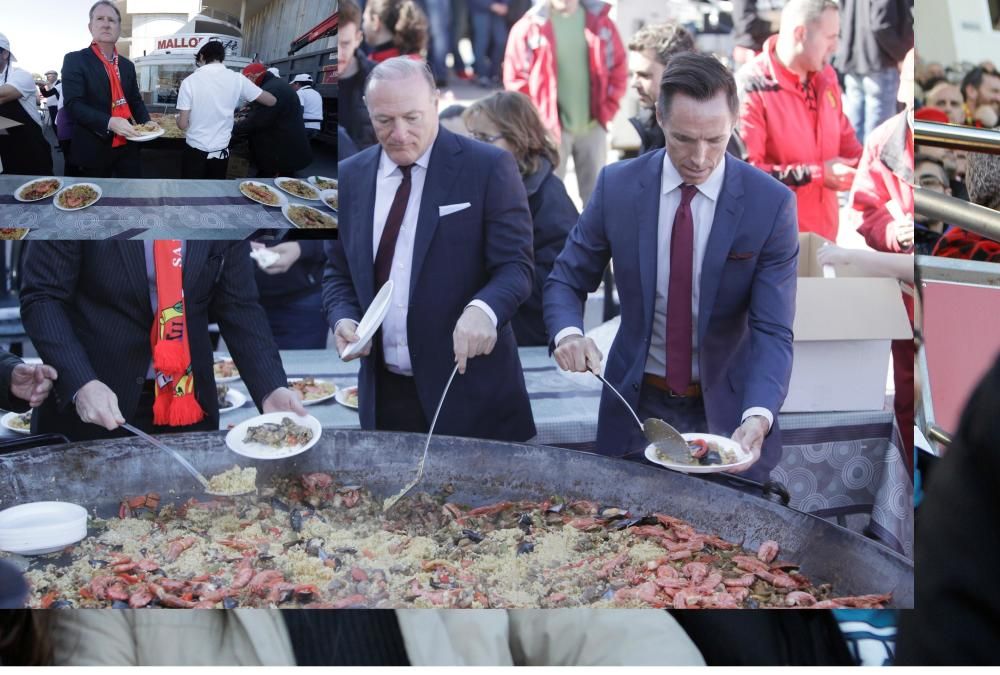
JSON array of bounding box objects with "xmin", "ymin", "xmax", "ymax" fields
[
  {"xmin": 516, "ymin": 541, "xmax": 535, "ymax": 555},
  {"xmin": 461, "ymin": 529, "xmax": 485, "ymax": 543}
]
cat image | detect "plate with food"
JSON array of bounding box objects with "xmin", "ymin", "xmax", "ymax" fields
[
  {"xmin": 225, "ymin": 412, "xmax": 321, "ymax": 460},
  {"xmin": 287, "ymin": 377, "xmax": 337, "ymax": 405},
  {"xmin": 0, "ymin": 229, "xmax": 29, "ymax": 240},
  {"xmin": 14, "ymin": 177, "xmax": 62, "ymax": 202},
  {"xmin": 282, "ymin": 203, "xmax": 337, "ymax": 229},
  {"xmin": 334, "ymin": 385, "xmax": 359, "ymax": 410},
  {"xmin": 644, "ymin": 433, "xmax": 753, "ymax": 474},
  {"xmin": 319, "ymin": 189, "xmax": 338, "ymax": 212},
  {"xmin": 213, "ymin": 355, "xmax": 240, "ymax": 383},
  {"xmin": 217, "ymin": 384, "xmax": 247, "ymax": 413},
  {"xmin": 239, "ymin": 181, "xmax": 287, "ymax": 208},
  {"xmin": 127, "ymin": 121, "xmax": 165, "ymax": 142},
  {"xmin": 307, "ymin": 175, "xmax": 337, "ymax": 191},
  {"xmin": 274, "ymin": 177, "xmax": 321, "ymax": 201},
  {"xmin": 1, "ymin": 410, "xmax": 32, "ymax": 435},
  {"xmin": 53, "ymin": 183, "xmax": 102, "ymax": 211}
]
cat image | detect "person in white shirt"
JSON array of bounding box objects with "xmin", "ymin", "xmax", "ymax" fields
[
  {"xmin": 291, "ymin": 73, "xmax": 323, "ymax": 140},
  {"xmin": 39, "ymin": 70, "xmax": 62, "ymax": 134},
  {"xmin": 176, "ymin": 40, "xmax": 276, "ymax": 179},
  {"xmin": 0, "ymin": 33, "xmax": 52, "ymax": 175}
]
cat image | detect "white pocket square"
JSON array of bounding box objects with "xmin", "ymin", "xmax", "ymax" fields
[{"xmin": 439, "ymin": 202, "xmax": 471, "ymax": 217}]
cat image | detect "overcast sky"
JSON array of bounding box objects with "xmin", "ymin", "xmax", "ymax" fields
[{"xmin": 5, "ymin": 0, "xmax": 108, "ymax": 78}]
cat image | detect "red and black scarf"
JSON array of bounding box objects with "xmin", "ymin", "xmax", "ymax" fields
[
  {"xmin": 90, "ymin": 42, "xmax": 132, "ymax": 148},
  {"xmin": 150, "ymin": 241, "xmax": 205, "ymax": 426}
]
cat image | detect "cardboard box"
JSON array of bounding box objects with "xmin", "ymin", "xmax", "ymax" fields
[{"xmin": 782, "ymin": 234, "xmax": 913, "ymax": 412}]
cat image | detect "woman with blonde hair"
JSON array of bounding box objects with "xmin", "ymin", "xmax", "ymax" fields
[{"xmin": 464, "ymin": 91, "xmax": 578, "ymax": 346}]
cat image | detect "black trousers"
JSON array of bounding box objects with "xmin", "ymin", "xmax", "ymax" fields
[
  {"xmin": 80, "ymin": 143, "xmax": 141, "ymax": 178},
  {"xmin": 181, "ymin": 145, "xmax": 229, "ymax": 180},
  {"xmin": 374, "ymin": 367, "xmax": 429, "ymax": 433}
]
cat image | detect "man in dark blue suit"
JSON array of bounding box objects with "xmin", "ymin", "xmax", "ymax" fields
[
  {"xmin": 544, "ymin": 53, "xmax": 798, "ymax": 482},
  {"xmin": 324, "ymin": 57, "xmax": 536, "ymax": 442}
]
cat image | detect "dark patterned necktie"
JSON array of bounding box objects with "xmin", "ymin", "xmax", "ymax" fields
[
  {"xmin": 666, "ymin": 183, "xmax": 699, "ymax": 393},
  {"xmin": 374, "ymin": 164, "xmax": 413, "ymax": 289}
]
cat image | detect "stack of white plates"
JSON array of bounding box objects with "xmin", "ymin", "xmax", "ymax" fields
[{"xmin": 0, "ymin": 502, "xmax": 88, "ymax": 555}]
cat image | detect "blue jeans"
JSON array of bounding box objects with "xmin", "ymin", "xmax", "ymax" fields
[
  {"xmin": 471, "ymin": 11, "xmax": 507, "ymax": 79},
  {"xmin": 418, "ymin": 0, "xmax": 452, "ymax": 83},
  {"xmin": 262, "ymin": 290, "xmax": 330, "ymax": 349},
  {"xmin": 843, "ymin": 67, "xmax": 900, "ymax": 145}
]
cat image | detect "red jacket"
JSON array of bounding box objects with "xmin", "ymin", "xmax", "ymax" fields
[
  {"xmin": 502, "ymin": 0, "xmax": 627, "ymax": 144},
  {"xmin": 851, "ymin": 110, "xmax": 913, "ymax": 253},
  {"xmin": 738, "ymin": 36, "xmax": 863, "ymax": 241}
]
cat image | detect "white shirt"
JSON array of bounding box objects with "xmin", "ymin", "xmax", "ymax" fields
[
  {"xmin": 176, "ymin": 63, "xmax": 263, "ymax": 152},
  {"xmin": 296, "ymin": 85, "xmax": 323, "ymax": 130},
  {"xmin": 2, "ymin": 65, "xmax": 42, "ymax": 127},
  {"xmin": 54, "ymin": 81, "xmax": 64, "ymax": 110}
]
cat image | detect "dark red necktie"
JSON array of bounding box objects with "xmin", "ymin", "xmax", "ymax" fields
[
  {"xmin": 666, "ymin": 184, "xmax": 698, "ymax": 393},
  {"xmin": 374, "ymin": 164, "xmax": 413, "ymax": 289}
]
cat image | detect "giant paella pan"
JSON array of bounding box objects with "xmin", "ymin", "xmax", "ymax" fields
[{"xmin": 0, "ymin": 429, "xmax": 913, "ymax": 609}]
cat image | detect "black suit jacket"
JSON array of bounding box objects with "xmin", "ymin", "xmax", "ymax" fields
[
  {"xmin": 61, "ymin": 47, "xmax": 149, "ymax": 170},
  {"xmin": 19, "ymin": 241, "xmax": 287, "ymax": 441}
]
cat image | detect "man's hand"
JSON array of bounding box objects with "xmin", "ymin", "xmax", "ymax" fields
[
  {"xmin": 75, "ymin": 379, "xmax": 125, "ymax": 431},
  {"xmin": 335, "ymin": 320, "xmax": 371, "ymax": 361},
  {"xmin": 262, "ymin": 387, "xmax": 308, "ymax": 417},
  {"xmin": 490, "ymin": 2, "xmax": 509, "ymax": 15},
  {"xmin": 553, "ymin": 334, "xmax": 603, "ymax": 374},
  {"xmin": 895, "ymin": 219, "xmax": 915, "ymax": 249},
  {"xmin": 823, "ymin": 158, "xmax": 856, "ymax": 191},
  {"xmin": 10, "ymin": 363, "xmax": 57, "ymax": 408},
  {"xmin": 258, "ymin": 242, "xmax": 302, "ymax": 275},
  {"xmin": 108, "ymin": 117, "xmax": 139, "ymax": 138},
  {"xmin": 453, "ymin": 306, "xmax": 496, "ymax": 375},
  {"xmin": 728, "ymin": 415, "xmax": 769, "ymax": 474}
]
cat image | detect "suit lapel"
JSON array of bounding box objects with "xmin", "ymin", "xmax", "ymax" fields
[
  {"xmin": 84, "ymin": 49, "xmax": 111, "ymax": 105},
  {"xmin": 698, "ymin": 156, "xmax": 745, "ymax": 343},
  {"xmin": 637, "ymin": 150, "xmax": 665, "ymax": 336},
  {"xmin": 118, "ymin": 241, "xmax": 152, "ymax": 318},
  {"xmin": 409, "ymin": 128, "xmax": 462, "ymax": 301},
  {"xmin": 355, "ymin": 149, "xmax": 380, "ymax": 307}
]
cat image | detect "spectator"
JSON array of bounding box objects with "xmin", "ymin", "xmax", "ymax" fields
[
  {"xmin": 54, "ymin": 106, "xmax": 81, "ymax": 176},
  {"xmin": 468, "ymin": 0, "xmax": 509, "ymax": 88},
  {"xmin": 363, "ymin": 0, "xmax": 429, "ymax": 62},
  {"xmin": 252, "ymin": 237, "xmax": 330, "ymax": 350},
  {"xmin": 438, "ymin": 103, "xmax": 469, "ymax": 135},
  {"xmin": 913, "ymin": 155, "xmax": 951, "ymax": 255},
  {"xmin": 39, "ymin": 69, "xmax": 61, "ymax": 136},
  {"xmin": 416, "ymin": 0, "xmax": 452, "ymax": 86},
  {"xmin": 915, "ymin": 59, "xmax": 945, "ymax": 89},
  {"xmin": 291, "ymin": 74, "xmax": 324, "ymax": 140},
  {"xmin": 833, "ymin": 0, "xmax": 913, "ymax": 144},
  {"xmin": 731, "ymin": 0, "xmax": 783, "ymax": 68},
  {"xmin": 233, "ymin": 64, "xmax": 313, "ymax": 178},
  {"xmin": 913, "ymin": 105, "xmax": 966, "ymax": 200},
  {"xmin": 924, "ymin": 80, "xmax": 965, "ymax": 125},
  {"xmin": 932, "ymin": 151, "xmax": 1000, "ymax": 263},
  {"xmin": 338, "ymin": 0, "xmax": 378, "ymax": 150},
  {"xmin": 737, "ymin": 0, "xmax": 863, "ymax": 241},
  {"xmin": 960, "ymin": 66, "xmax": 1000, "ymax": 127},
  {"xmin": 0, "ymin": 33, "xmax": 52, "ymax": 175},
  {"xmin": 464, "ymin": 90, "xmax": 577, "ymax": 346},
  {"xmin": 504, "ymin": 0, "xmax": 628, "ymax": 206},
  {"xmin": 626, "ymin": 21, "xmax": 695, "ymax": 155}
]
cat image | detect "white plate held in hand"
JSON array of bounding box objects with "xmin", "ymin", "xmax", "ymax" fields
[
  {"xmin": 1, "ymin": 411, "xmax": 31, "ymax": 435},
  {"xmin": 644, "ymin": 433, "xmax": 754, "ymax": 474},
  {"xmin": 225, "ymin": 412, "xmax": 321, "ymax": 460},
  {"xmin": 342, "ymin": 280, "xmax": 393, "ymax": 360}
]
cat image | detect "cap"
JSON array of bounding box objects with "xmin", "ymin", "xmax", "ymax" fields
[
  {"xmin": 242, "ymin": 62, "xmax": 267, "ymax": 85},
  {"xmin": 914, "ymin": 107, "xmax": 950, "ymax": 124},
  {"xmin": 267, "ymin": 67, "xmax": 280, "ymax": 77},
  {"xmin": 0, "ymin": 33, "xmax": 16, "ymax": 62},
  {"xmin": 292, "ymin": 73, "xmax": 313, "ymax": 84}
]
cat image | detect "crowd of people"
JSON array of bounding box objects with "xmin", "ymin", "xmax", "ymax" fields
[{"xmin": 0, "ymin": 0, "xmax": 321, "ymax": 180}]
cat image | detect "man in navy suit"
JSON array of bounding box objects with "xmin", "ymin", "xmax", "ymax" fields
[
  {"xmin": 61, "ymin": 1, "xmax": 150, "ymax": 178},
  {"xmin": 544, "ymin": 53, "xmax": 798, "ymax": 482},
  {"xmin": 324, "ymin": 57, "xmax": 536, "ymax": 442}
]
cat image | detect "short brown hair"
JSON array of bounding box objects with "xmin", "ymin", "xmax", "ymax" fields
[
  {"xmin": 340, "ymin": 0, "xmax": 362, "ymax": 28},
  {"xmin": 627, "ymin": 22, "xmax": 695, "ymax": 67},
  {"xmin": 464, "ymin": 91, "xmax": 559, "ymax": 177},
  {"xmin": 366, "ymin": 0, "xmax": 428, "ymax": 56},
  {"xmin": 657, "ymin": 52, "xmax": 739, "ymax": 119}
]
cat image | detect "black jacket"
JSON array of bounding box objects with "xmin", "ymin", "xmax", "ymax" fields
[
  {"xmin": 834, "ymin": 0, "xmax": 913, "ymax": 75},
  {"xmin": 20, "ymin": 241, "xmax": 288, "ymax": 442},
  {"xmin": 61, "ymin": 48, "xmax": 149, "ymax": 170},
  {"xmin": 234, "ymin": 73, "xmax": 312, "ymax": 176},
  {"xmin": 339, "ymin": 53, "xmax": 377, "ymax": 150}
]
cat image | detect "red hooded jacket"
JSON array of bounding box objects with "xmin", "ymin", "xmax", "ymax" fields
[{"xmin": 851, "ymin": 110, "xmax": 913, "ymax": 253}]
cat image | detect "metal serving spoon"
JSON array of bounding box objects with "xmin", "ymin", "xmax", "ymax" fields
[
  {"xmin": 383, "ymin": 363, "xmax": 460, "ymax": 512},
  {"xmin": 592, "ymin": 373, "xmax": 691, "ymax": 463}
]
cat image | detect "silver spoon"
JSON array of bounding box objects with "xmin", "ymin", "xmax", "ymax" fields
[
  {"xmin": 383, "ymin": 363, "xmax": 460, "ymax": 512},
  {"xmin": 592, "ymin": 373, "xmax": 691, "ymax": 463}
]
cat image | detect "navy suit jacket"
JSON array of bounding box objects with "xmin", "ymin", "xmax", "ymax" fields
[
  {"xmin": 544, "ymin": 150, "xmax": 798, "ymax": 481},
  {"xmin": 20, "ymin": 241, "xmax": 288, "ymax": 441},
  {"xmin": 324, "ymin": 127, "xmax": 537, "ymax": 441}
]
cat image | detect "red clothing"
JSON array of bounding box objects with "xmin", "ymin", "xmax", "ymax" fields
[
  {"xmin": 738, "ymin": 35, "xmax": 863, "ymax": 241},
  {"xmin": 933, "ymin": 228, "xmax": 1000, "ymax": 262},
  {"xmin": 851, "ymin": 110, "xmax": 914, "ymax": 253},
  {"xmin": 502, "ymin": 0, "xmax": 627, "ymax": 144}
]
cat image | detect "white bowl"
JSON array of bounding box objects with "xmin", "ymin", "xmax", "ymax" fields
[{"xmin": 0, "ymin": 502, "xmax": 88, "ymax": 555}]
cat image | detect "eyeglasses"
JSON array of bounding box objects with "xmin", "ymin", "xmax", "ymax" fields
[
  {"xmin": 470, "ymin": 130, "xmax": 503, "ymax": 143},
  {"xmin": 918, "ymin": 175, "xmax": 947, "ymax": 189}
]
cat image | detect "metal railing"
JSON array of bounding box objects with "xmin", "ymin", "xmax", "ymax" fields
[{"xmin": 914, "ymin": 119, "xmax": 1000, "ymax": 155}]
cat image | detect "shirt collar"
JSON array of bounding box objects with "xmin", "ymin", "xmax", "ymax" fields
[
  {"xmin": 379, "ymin": 134, "xmax": 435, "ymax": 179},
  {"xmin": 661, "ymin": 151, "xmax": 726, "ymax": 202}
]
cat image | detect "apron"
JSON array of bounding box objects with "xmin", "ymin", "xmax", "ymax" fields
[{"xmin": 0, "ymin": 94, "xmax": 53, "ymax": 176}]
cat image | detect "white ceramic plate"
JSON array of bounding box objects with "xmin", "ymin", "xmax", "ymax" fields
[
  {"xmin": 213, "ymin": 354, "xmax": 241, "ymax": 383},
  {"xmin": 1, "ymin": 411, "xmax": 31, "ymax": 435},
  {"xmin": 239, "ymin": 181, "xmax": 288, "ymax": 208},
  {"xmin": 342, "ymin": 280, "xmax": 393, "ymax": 359},
  {"xmin": 287, "ymin": 377, "xmax": 337, "ymax": 405},
  {"xmin": 218, "ymin": 388, "xmax": 247, "ymax": 414},
  {"xmin": 334, "ymin": 385, "xmax": 359, "ymax": 410},
  {"xmin": 14, "ymin": 177, "xmax": 63, "ymax": 202},
  {"xmin": 127, "ymin": 126, "xmax": 166, "ymax": 142},
  {"xmin": 274, "ymin": 177, "xmax": 322, "ymax": 201},
  {"xmin": 225, "ymin": 412, "xmax": 321, "ymax": 460},
  {"xmin": 307, "ymin": 175, "xmax": 337, "ymax": 191},
  {"xmin": 0, "ymin": 501, "xmax": 88, "ymax": 555},
  {"xmin": 52, "ymin": 183, "xmax": 102, "ymax": 211},
  {"xmin": 281, "ymin": 203, "xmax": 337, "ymax": 229},
  {"xmin": 319, "ymin": 189, "xmax": 338, "ymax": 212},
  {"xmin": 644, "ymin": 433, "xmax": 753, "ymax": 474}
]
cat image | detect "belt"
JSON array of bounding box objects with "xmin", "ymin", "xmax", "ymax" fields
[{"xmin": 643, "ymin": 373, "xmax": 702, "ymax": 398}]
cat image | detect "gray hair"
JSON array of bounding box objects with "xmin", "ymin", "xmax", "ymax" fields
[
  {"xmin": 89, "ymin": 1, "xmax": 122, "ymax": 23},
  {"xmin": 781, "ymin": 0, "xmax": 839, "ymax": 29},
  {"xmin": 966, "ymin": 152, "xmax": 1000, "ymax": 210},
  {"xmin": 364, "ymin": 56, "xmax": 436, "ymax": 98}
]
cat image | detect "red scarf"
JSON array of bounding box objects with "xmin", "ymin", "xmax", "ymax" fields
[
  {"xmin": 90, "ymin": 42, "xmax": 133, "ymax": 148},
  {"xmin": 150, "ymin": 241, "xmax": 205, "ymax": 426}
]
